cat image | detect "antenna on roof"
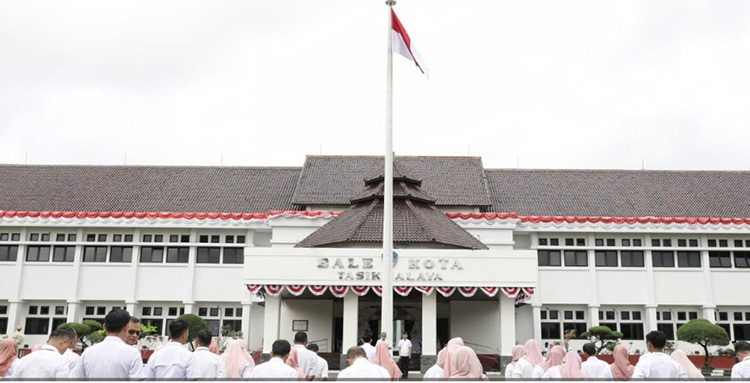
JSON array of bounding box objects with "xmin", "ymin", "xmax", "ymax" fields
[
  {"xmin": 467, "ymin": 144, "xmax": 471, "ymax": 156},
  {"xmin": 641, "ymin": 158, "xmax": 645, "ymax": 170},
  {"xmin": 124, "ymin": 153, "xmax": 127, "ymax": 165},
  {"xmin": 221, "ymin": 154, "xmax": 224, "ymax": 166},
  {"xmin": 516, "ymin": 156, "xmax": 520, "ymax": 169},
  {"xmin": 24, "ymin": 152, "xmax": 28, "ymax": 165},
  {"xmin": 319, "ymin": 144, "xmax": 322, "ymax": 155}
]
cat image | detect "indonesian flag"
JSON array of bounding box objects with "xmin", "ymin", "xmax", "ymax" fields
[{"xmin": 391, "ymin": 9, "xmax": 429, "ymax": 78}]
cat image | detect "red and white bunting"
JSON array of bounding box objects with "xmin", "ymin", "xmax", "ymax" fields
[
  {"xmin": 329, "ymin": 286, "xmax": 349, "ymax": 298},
  {"xmin": 309, "ymin": 285, "xmax": 327, "ymax": 296},
  {"xmin": 245, "ymin": 285, "xmax": 533, "ymax": 299},
  {"xmin": 501, "ymin": 287, "xmax": 520, "ymax": 299},
  {"xmin": 286, "ymin": 285, "xmax": 306, "ymax": 296},
  {"xmin": 480, "ymin": 287, "xmax": 499, "ymax": 297},
  {"xmin": 458, "ymin": 287, "xmax": 477, "ymax": 297},
  {"xmin": 351, "ymin": 286, "xmax": 370, "ymax": 296},
  {"xmin": 394, "ymin": 286, "xmax": 413, "ymax": 296},
  {"xmin": 265, "ymin": 285, "xmax": 283, "ymax": 296},
  {"xmin": 246, "ymin": 284, "xmax": 262, "ymax": 295},
  {"xmin": 414, "ymin": 286, "xmax": 434, "ymax": 295},
  {"xmin": 437, "ymin": 287, "xmax": 456, "ymax": 297},
  {"xmin": 372, "ymin": 286, "xmax": 383, "ymax": 296}
]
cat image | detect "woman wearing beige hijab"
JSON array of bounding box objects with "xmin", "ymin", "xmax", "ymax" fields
[
  {"xmin": 670, "ymin": 350, "xmax": 704, "ymax": 380},
  {"xmin": 448, "ymin": 346, "xmax": 487, "ymax": 380}
]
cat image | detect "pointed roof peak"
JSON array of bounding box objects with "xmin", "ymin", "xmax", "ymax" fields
[{"xmin": 364, "ymin": 160, "xmax": 422, "ymax": 186}]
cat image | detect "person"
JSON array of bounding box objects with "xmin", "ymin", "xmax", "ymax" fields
[
  {"xmin": 290, "ymin": 331, "xmax": 318, "ymax": 380},
  {"xmin": 337, "ymin": 346, "xmax": 391, "ymax": 379},
  {"xmin": 532, "ymin": 345, "xmax": 564, "ymax": 379},
  {"xmin": 447, "ymin": 346, "xmax": 487, "ymax": 380},
  {"xmin": 125, "ymin": 316, "xmax": 141, "ymax": 347},
  {"xmin": 69, "ymin": 309, "xmax": 145, "ymax": 379},
  {"xmin": 249, "ymin": 339, "xmax": 300, "ymax": 379},
  {"xmin": 555, "ymin": 351, "xmax": 583, "ymax": 379},
  {"xmin": 423, "ymin": 348, "xmax": 446, "ymax": 379},
  {"xmin": 0, "ymin": 338, "xmax": 18, "ymax": 378},
  {"xmin": 504, "ymin": 345, "xmax": 524, "ymax": 379},
  {"xmin": 581, "ymin": 342, "xmax": 613, "ymax": 379},
  {"xmin": 284, "ymin": 346, "xmax": 307, "ymax": 379},
  {"xmin": 397, "ymin": 332, "xmax": 412, "ymax": 378},
  {"xmin": 511, "ymin": 339, "xmax": 545, "ymax": 379},
  {"xmin": 144, "ymin": 319, "xmax": 199, "ymax": 379},
  {"xmin": 222, "ymin": 338, "xmax": 255, "ymax": 378},
  {"xmin": 10, "ymin": 328, "xmax": 77, "ymax": 378},
  {"xmin": 307, "ymin": 343, "xmax": 329, "ymax": 380},
  {"xmin": 192, "ymin": 330, "xmax": 226, "ymax": 379},
  {"xmin": 632, "ymin": 330, "xmax": 687, "ymax": 379},
  {"xmin": 361, "ymin": 334, "xmax": 377, "ymax": 361},
  {"xmin": 670, "ymin": 349, "xmax": 703, "ymax": 380},
  {"xmin": 208, "ymin": 338, "xmax": 220, "ymax": 355},
  {"xmin": 376, "ymin": 332, "xmax": 392, "ymax": 350},
  {"xmin": 375, "ymin": 339, "xmax": 402, "ymax": 379},
  {"xmin": 609, "ymin": 344, "xmax": 635, "ymax": 380},
  {"xmin": 731, "ymin": 341, "xmax": 750, "ymax": 379},
  {"xmin": 442, "ymin": 337, "xmax": 465, "ymax": 378}
]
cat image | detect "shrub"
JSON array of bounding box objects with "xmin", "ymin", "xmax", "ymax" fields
[
  {"xmin": 676, "ymin": 319, "xmax": 730, "ymax": 368},
  {"xmin": 176, "ymin": 314, "xmax": 209, "ymax": 350},
  {"xmin": 580, "ymin": 326, "xmax": 624, "ymax": 353}
]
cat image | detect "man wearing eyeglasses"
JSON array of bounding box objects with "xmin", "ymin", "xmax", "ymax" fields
[{"xmin": 126, "ymin": 317, "xmax": 141, "ymax": 347}]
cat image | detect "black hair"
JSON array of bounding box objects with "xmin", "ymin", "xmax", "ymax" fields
[
  {"xmin": 646, "ymin": 330, "xmax": 667, "ymax": 349},
  {"xmin": 736, "ymin": 341, "xmax": 750, "ymax": 353},
  {"xmin": 129, "ymin": 316, "xmax": 141, "ymax": 324},
  {"xmin": 104, "ymin": 309, "xmax": 131, "ymax": 333},
  {"xmin": 346, "ymin": 346, "xmax": 367, "ymax": 359},
  {"xmin": 362, "ymin": 335, "xmax": 372, "ymax": 343},
  {"xmin": 49, "ymin": 328, "xmax": 73, "ymax": 341},
  {"xmin": 58, "ymin": 326, "xmax": 77, "ymax": 341},
  {"xmin": 272, "ymin": 339, "xmax": 291, "ymax": 357},
  {"xmin": 294, "ymin": 331, "xmax": 308, "ymax": 344},
  {"xmin": 307, "ymin": 343, "xmax": 319, "ymax": 352},
  {"xmin": 195, "ymin": 330, "xmax": 212, "ymax": 347},
  {"xmin": 582, "ymin": 343, "xmax": 596, "ymax": 356},
  {"xmin": 168, "ymin": 319, "xmax": 189, "ymax": 339}
]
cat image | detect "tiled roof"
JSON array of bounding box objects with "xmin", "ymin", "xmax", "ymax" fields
[
  {"xmin": 0, "ymin": 164, "xmax": 300, "ymax": 212},
  {"xmin": 291, "ymin": 156, "xmax": 492, "ymax": 207},
  {"xmin": 486, "ymin": 169, "xmax": 750, "ymax": 217}
]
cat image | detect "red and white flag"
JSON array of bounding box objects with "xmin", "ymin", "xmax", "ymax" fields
[{"xmin": 391, "ymin": 9, "xmax": 429, "ymax": 78}]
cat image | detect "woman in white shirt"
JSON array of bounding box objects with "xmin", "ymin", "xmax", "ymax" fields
[
  {"xmin": 504, "ymin": 345, "xmax": 524, "ymax": 379},
  {"xmin": 423, "ymin": 348, "xmax": 446, "ymax": 379},
  {"xmin": 0, "ymin": 338, "xmax": 19, "ymax": 379},
  {"xmin": 221, "ymin": 339, "xmax": 255, "ymax": 378},
  {"xmin": 533, "ymin": 345, "xmax": 564, "ymax": 379},
  {"xmin": 511, "ymin": 339, "xmax": 545, "ymax": 379}
]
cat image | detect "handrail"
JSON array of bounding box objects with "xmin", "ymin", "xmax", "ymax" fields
[
  {"xmin": 309, "ymin": 338, "xmax": 329, "ymax": 352},
  {"xmin": 463, "ymin": 341, "xmax": 500, "ymax": 354}
]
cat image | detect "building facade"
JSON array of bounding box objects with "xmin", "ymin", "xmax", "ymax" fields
[{"xmin": 1, "ymin": 156, "xmax": 749, "ymax": 370}]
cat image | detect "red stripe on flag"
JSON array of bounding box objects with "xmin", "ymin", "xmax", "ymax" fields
[{"xmin": 391, "ymin": 9, "xmax": 425, "ymax": 75}]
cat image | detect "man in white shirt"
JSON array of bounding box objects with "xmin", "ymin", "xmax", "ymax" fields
[
  {"xmin": 58, "ymin": 327, "xmax": 80, "ymax": 373},
  {"xmin": 360, "ymin": 334, "xmax": 377, "ymax": 361},
  {"xmin": 69, "ymin": 309, "xmax": 146, "ymax": 379},
  {"xmin": 250, "ymin": 339, "xmax": 299, "ymax": 379},
  {"xmin": 145, "ymin": 319, "xmax": 200, "ymax": 379},
  {"xmin": 337, "ymin": 346, "xmax": 391, "ymax": 379},
  {"xmin": 397, "ymin": 332, "xmax": 412, "ymax": 378},
  {"xmin": 581, "ymin": 342, "xmax": 613, "ymax": 379},
  {"xmin": 731, "ymin": 341, "xmax": 750, "ymax": 379},
  {"xmin": 632, "ymin": 330, "xmax": 687, "ymax": 379},
  {"xmin": 192, "ymin": 329, "xmax": 226, "ymax": 379},
  {"xmin": 11, "ymin": 328, "xmax": 77, "ymax": 379},
  {"xmin": 307, "ymin": 343, "xmax": 329, "ymax": 380},
  {"xmin": 292, "ymin": 331, "xmax": 318, "ymax": 380}
]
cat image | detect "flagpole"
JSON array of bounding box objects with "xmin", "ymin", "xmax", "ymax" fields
[{"xmin": 382, "ymin": 0, "xmax": 395, "ymax": 349}]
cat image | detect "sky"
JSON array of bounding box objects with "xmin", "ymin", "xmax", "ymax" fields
[{"xmin": 1, "ymin": 0, "xmax": 749, "ymax": 170}]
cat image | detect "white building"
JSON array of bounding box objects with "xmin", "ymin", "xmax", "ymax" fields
[{"xmin": 1, "ymin": 156, "xmax": 749, "ymax": 370}]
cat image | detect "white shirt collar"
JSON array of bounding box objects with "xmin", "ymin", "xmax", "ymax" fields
[
  {"xmin": 353, "ymin": 358, "xmax": 371, "ymax": 365},
  {"xmin": 270, "ymin": 356, "xmax": 285, "ymax": 363},
  {"xmin": 166, "ymin": 341, "xmax": 183, "ymax": 347},
  {"xmin": 195, "ymin": 347, "xmax": 210, "ymax": 352},
  {"xmin": 40, "ymin": 344, "xmax": 61, "ymax": 354},
  {"xmin": 743, "ymin": 356, "xmax": 750, "ymax": 362},
  {"xmin": 104, "ymin": 335, "xmax": 126, "ymax": 344}
]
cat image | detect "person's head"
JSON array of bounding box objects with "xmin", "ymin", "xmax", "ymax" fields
[
  {"xmin": 271, "ymin": 339, "xmax": 292, "ymax": 361},
  {"xmin": 126, "ymin": 317, "xmax": 141, "ymax": 346},
  {"xmin": 346, "ymin": 346, "xmax": 367, "ymax": 365},
  {"xmin": 168, "ymin": 319, "xmax": 189, "ymax": 343},
  {"xmin": 48, "ymin": 328, "xmax": 77, "ymax": 354},
  {"xmin": 645, "ymin": 330, "xmax": 667, "ymax": 352},
  {"xmin": 104, "ymin": 309, "xmax": 132, "ymax": 341},
  {"xmin": 307, "ymin": 343, "xmax": 320, "ymax": 355},
  {"xmin": 582, "ymin": 342, "xmax": 597, "ymax": 357},
  {"xmin": 735, "ymin": 341, "xmax": 750, "ymax": 360},
  {"xmin": 381, "ymin": 332, "xmax": 387, "ymax": 340},
  {"xmin": 294, "ymin": 331, "xmax": 308, "ymax": 345},
  {"xmin": 195, "ymin": 330, "xmax": 212, "ymax": 349},
  {"xmin": 402, "ymin": 332, "xmax": 408, "ymax": 339},
  {"xmin": 362, "ymin": 334, "xmax": 372, "ymax": 344}
]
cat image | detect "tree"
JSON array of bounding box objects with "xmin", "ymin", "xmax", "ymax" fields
[
  {"xmin": 57, "ymin": 320, "xmax": 103, "ymax": 350},
  {"xmin": 676, "ymin": 319, "xmax": 730, "ymax": 368},
  {"xmin": 176, "ymin": 314, "xmax": 209, "ymax": 350},
  {"xmin": 580, "ymin": 326, "xmax": 624, "ymax": 353}
]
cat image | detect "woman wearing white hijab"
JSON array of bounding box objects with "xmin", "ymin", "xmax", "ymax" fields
[{"xmin": 670, "ymin": 350, "xmax": 704, "ymax": 380}]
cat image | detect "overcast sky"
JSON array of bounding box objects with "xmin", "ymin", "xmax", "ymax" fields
[{"xmin": 1, "ymin": 0, "xmax": 749, "ymax": 170}]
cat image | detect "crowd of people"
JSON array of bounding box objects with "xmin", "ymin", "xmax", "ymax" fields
[{"xmin": 1, "ymin": 308, "xmax": 750, "ymax": 380}]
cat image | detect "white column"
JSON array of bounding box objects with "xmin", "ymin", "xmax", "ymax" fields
[
  {"xmin": 422, "ymin": 292, "xmax": 437, "ymax": 356},
  {"xmin": 342, "ymin": 291, "xmax": 359, "ymax": 353},
  {"xmin": 532, "ymin": 304, "xmax": 542, "ymax": 341},
  {"xmin": 702, "ymin": 307, "xmax": 716, "ymax": 324},
  {"xmin": 126, "ymin": 301, "xmax": 138, "ymax": 317},
  {"xmin": 499, "ymin": 293, "xmax": 516, "ymax": 356},
  {"xmin": 644, "ymin": 234, "xmax": 657, "ymax": 308},
  {"xmin": 645, "ymin": 305, "xmax": 658, "ymax": 332},
  {"xmin": 700, "ymin": 235, "xmax": 716, "ymax": 323},
  {"xmin": 183, "ymin": 302, "xmax": 195, "ymax": 315},
  {"xmin": 241, "ymin": 302, "xmax": 253, "ymax": 349},
  {"xmin": 6, "ymin": 300, "xmax": 21, "ymax": 335},
  {"xmin": 588, "ymin": 305, "xmax": 600, "ymax": 327},
  {"xmin": 262, "ymin": 295, "xmax": 281, "ymax": 353},
  {"xmin": 66, "ymin": 301, "xmax": 80, "ymax": 323},
  {"xmin": 185, "ymin": 229, "xmax": 198, "ymax": 306}
]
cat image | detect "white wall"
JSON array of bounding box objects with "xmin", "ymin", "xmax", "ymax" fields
[
  {"xmin": 450, "ymin": 301, "xmax": 500, "ymax": 352},
  {"xmin": 515, "ymin": 304, "xmax": 533, "ymax": 345},
  {"xmin": 279, "ymin": 299, "xmax": 334, "ymax": 352},
  {"xmin": 597, "ymin": 270, "xmax": 648, "ymax": 304},
  {"xmin": 653, "ymin": 271, "xmax": 706, "ymax": 304},
  {"xmin": 192, "ymin": 266, "xmax": 245, "ymax": 302},
  {"xmin": 537, "ymin": 270, "xmax": 590, "ymax": 304},
  {"xmin": 248, "ymin": 305, "xmax": 265, "ymax": 352}
]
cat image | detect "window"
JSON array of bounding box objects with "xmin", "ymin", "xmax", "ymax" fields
[
  {"xmin": 564, "ymin": 250, "xmax": 588, "ymax": 267},
  {"xmin": 26, "ymin": 246, "xmax": 51, "ymax": 262},
  {"xmin": 677, "ymin": 251, "xmax": 701, "ymax": 268},
  {"xmin": 110, "ymin": 247, "xmax": 133, "ymax": 263},
  {"xmin": 734, "ymin": 252, "xmax": 750, "ymax": 268},
  {"xmin": 709, "ymin": 251, "xmax": 732, "ymax": 268},
  {"xmin": 141, "ymin": 305, "xmax": 182, "ymax": 335},
  {"xmin": 25, "ymin": 318, "xmax": 50, "ymax": 334},
  {"xmin": 52, "ymin": 246, "xmax": 75, "ymax": 262},
  {"xmin": 658, "ymin": 323, "xmax": 675, "ymax": 340},
  {"xmin": 652, "ymin": 251, "xmax": 675, "ymax": 267},
  {"xmin": 595, "ymin": 250, "xmax": 618, "ymax": 267},
  {"xmin": 154, "ymin": 235, "xmax": 163, "ymax": 242},
  {"xmin": 198, "ymin": 306, "xmax": 242, "ymax": 336},
  {"xmin": 621, "ymin": 251, "xmax": 644, "ymax": 267},
  {"xmin": 622, "ymin": 239, "xmax": 630, "ymax": 247},
  {"xmin": 98, "ymin": 234, "xmax": 107, "ymax": 242},
  {"xmin": 563, "ymin": 310, "xmax": 587, "ymax": 337},
  {"xmin": 199, "ymin": 235, "xmax": 209, "ymax": 243},
  {"xmin": 223, "ymin": 248, "xmax": 244, "ymax": 264},
  {"xmin": 166, "ymin": 247, "xmax": 189, "ymax": 263},
  {"xmin": 211, "ymin": 235, "xmax": 220, "ymax": 243},
  {"xmin": 0, "ymin": 306, "xmax": 7, "ymax": 315},
  {"xmin": 0, "ymin": 245, "xmax": 19, "ymax": 262},
  {"xmin": 620, "ymin": 323, "xmax": 645, "ymax": 340},
  {"xmin": 170, "ymin": 235, "xmax": 179, "ymax": 243},
  {"xmin": 594, "ymin": 239, "xmax": 603, "ymax": 246},
  {"xmin": 197, "ymin": 247, "xmax": 221, "ymax": 264},
  {"xmin": 140, "ymin": 247, "xmax": 164, "ymax": 263},
  {"xmin": 83, "ymin": 246, "xmax": 108, "ymax": 262}
]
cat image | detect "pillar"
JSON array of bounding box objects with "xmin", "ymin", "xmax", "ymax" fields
[
  {"xmin": 532, "ymin": 304, "xmax": 542, "ymax": 341},
  {"xmin": 6, "ymin": 300, "xmax": 21, "ymax": 335},
  {"xmin": 66, "ymin": 301, "xmax": 80, "ymax": 323},
  {"xmin": 342, "ymin": 291, "xmax": 359, "ymax": 351},
  {"xmin": 262, "ymin": 295, "xmax": 281, "ymax": 354},
  {"xmin": 499, "ymin": 293, "xmax": 516, "ymax": 356},
  {"xmin": 183, "ymin": 302, "xmax": 195, "ymax": 315},
  {"xmin": 702, "ymin": 306, "xmax": 716, "ymax": 324},
  {"xmin": 241, "ymin": 302, "xmax": 253, "ymax": 349},
  {"xmin": 126, "ymin": 301, "xmax": 138, "ymax": 317},
  {"xmin": 420, "ymin": 292, "xmax": 437, "ymax": 373},
  {"xmin": 645, "ymin": 305, "xmax": 658, "ymax": 333},
  {"xmin": 589, "ymin": 305, "xmax": 600, "ymax": 327}
]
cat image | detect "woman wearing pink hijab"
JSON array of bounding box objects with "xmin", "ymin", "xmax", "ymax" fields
[
  {"xmin": 208, "ymin": 339, "xmax": 220, "ymax": 355},
  {"xmin": 511, "ymin": 339, "xmax": 545, "ymax": 378},
  {"xmin": 448, "ymin": 346, "xmax": 487, "ymax": 380},
  {"xmin": 544, "ymin": 351, "xmax": 582, "ymax": 379},
  {"xmin": 285, "ymin": 347, "xmax": 307, "ymax": 379},
  {"xmin": 532, "ymin": 345, "xmax": 564, "ymax": 379},
  {"xmin": 610, "ymin": 344, "xmax": 635, "ymax": 380},
  {"xmin": 504, "ymin": 345, "xmax": 525, "ymax": 379},
  {"xmin": 0, "ymin": 338, "xmax": 18, "ymax": 378},
  {"xmin": 221, "ymin": 339, "xmax": 256, "ymax": 378},
  {"xmin": 671, "ymin": 350, "xmax": 703, "ymax": 380},
  {"xmin": 442, "ymin": 337, "xmax": 465, "ymax": 378},
  {"xmin": 375, "ymin": 340, "xmax": 402, "ymax": 380},
  {"xmin": 424, "ymin": 348, "xmax": 447, "ymax": 379}
]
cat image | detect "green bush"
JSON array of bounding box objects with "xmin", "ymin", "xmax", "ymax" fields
[
  {"xmin": 57, "ymin": 320, "xmax": 104, "ymax": 350},
  {"xmin": 176, "ymin": 314, "xmax": 209, "ymax": 349},
  {"xmin": 580, "ymin": 326, "xmax": 624, "ymax": 353},
  {"xmin": 677, "ymin": 319, "xmax": 730, "ymax": 368}
]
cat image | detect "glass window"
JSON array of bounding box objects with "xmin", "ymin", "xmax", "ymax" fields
[
  {"xmin": 96, "ymin": 306, "xmax": 106, "ymax": 315},
  {"xmin": 237, "ymin": 236, "xmax": 246, "ymax": 244},
  {"xmin": 0, "ymin": 306, "xmax": 7, "ymax": 315},
  {"xmin": 663, "ymin": 239, "xmax": 672, "ymax": 247},
  {"xmin": 181, "ymin": 235, "xmax": 190, "ymax": 243},
  {"xmin": 652, "ymin": 251, "xmax": 675, "ymax": 267},
  {"xmin": 719, "ymin": 239, "xmax": 728, "ymax": 247},
  {"xmin": 663, "ymin": 312, "xmax": 672, "ymax": 321},
  {"xmin": 0, "ymin": 245, "xmax": 19, "ymax": 262},
  {"xmin": 113, "ymin": 234, "xmax": 122, "ymax": 242},
  {"xmin": 110, "ymin": 247, "xmax": 133, "ymax": 263},
  {"xmin": 142, "ymin": 318, "xmax": 163, "ymax": 336},
  {"xmin": 719, "ymin": 312, "xmax": 729, "ymax": 321},
  {"xmin": 541, "ymin": 311, "xmax": 548, "ymax": 320},
  {"xmin": 0, "ymin": 234, "xmax": 7, "ymax": 241},
  {"xmin": 565, "ymin": 238, "xmax": 574, "ymax": 246},
  {"xmin": 197, "ymin": 247, "xmax": 221, "ymax": 264},
  {"xmin": 735, "ymin": 240, "xmax": 744, "ymax": 248},
  {"xmin": 689, "ymin": 239, "xmax": 698, "ymax": 247},
  {"xmin": 40, "ymin": 306, "xmax": 49, "ymax": 315},
  {"xmin": 56, "ymin": 234, "xmax": 65, "ymax": 242},
  {"xmin": 689, "ymin": 312, "xmax": 698, "ymax": 320},
  {"xmin": 620, "ymin": 323, "xmax": 645, "ymax": 340},
  {"xmin": 85, "ymin": 307, "xmax": 94, "ymax": 315},
  {"xmin": 564, "ymin": 250, "xmax": 588, "ymax": 267},
  {"xmin": 29, "ymin": 306, "xmax": 38, "ymax": 315},
  {"xmin": 735, "ymin": 312, "xmax": 743, "ymax": 321},
  {"xmin": 83, "ymin": 246, "xmax": 108, "ymax": 262},
  {"xmin": 621, "ymin": 251, "xmax": 644, "ymax": 267},
  {"xmin": 52, "ymin": 246, "xmax": 75, "ymax": 262},
  {"xmin": 550, "ymin": 238, "xmax": 559, "ymax": 246},
  {"xmin": 595, "ymin": 250, "xmax": 618, "ymax": 267},
  {"xmin": 622, "ymin": 239, "xmax": 630, "ymax": 247},
  {"xmin": 678, "ymin": 312, "xmax": 687, "ymax": 321},
  {"xmin": 199, "ymin": 235, "xmax": 208, "ymax": 243},
  {"xmin": 606, "ymin": 238, "xmax": 615, "ymax": 246},
  {"xmin": 709, "ymin": 251, "xmax": 732, "ymax": 268},
  {"xmin": 124, "ymin": 234, "xmax": 133, "ymax": 242},
  {"xmin": 140, "ymin": 247, "xmax": 164, "ymax": 263},
  {"xmin": 223, "ymin": 248, "xmax": 244, "ymax": 264},
  {"xmin": 56, "ymin": 306, "xmax": 65, "ymax": 315},
  {"xmin": 652, "ymin": 239, "xmax": 660, "ymax": 247},
  {"xmin": 563, "ymin": 322, "xmax": 587, "ymax": 337},
  {"xmin": 41, "ymin": 233, "xmax": 50, "ymax": 241},
  {"xmin": 169, "ymin": 235, "xmax": 179, "ymax": 243},
  {"xmin": 658, "ymin": 323, "xmax": 675, "ymax": 340},
  {"xmin": 153, "ymin": 307, "xmax": 163, "ymax": 316},
  {"xmin": 30, "ymin": 233, "xmax": 39, "ymax": 241},
  {"xmin": 735, "ymin": 252, "xmax": 750, "ymax": 268},
  {"xmin": 541, "ymin": 322, "xmax": 561, "ymax": 339},
  {"xmin": 225, "ymin": 308, "xmax": 234, "ymax": 317},
  {"xmin": 166, "ymin": 247, "xmax": 189, "ymax": 263},
  {"xmin": 211, "ymin": 235, "xmax": 220, "ymax": 243},
  {"xmin": 601, "ymin": 322, "xmax": 617, "ymax": 332},
  {"xmin": 97, "ymin": 234, "xmax": 107, "ymax": 242},
  {"xmin": 153, "ymin": 235, "xmax": 163, "ymax": 242},
  {"xmin": 143, "ymin": 234, "xmax": 152, "ymax": 242},
  {"xmin": 633, "ymin": 311, "xmax": 642, "ymax": 320},
  {"xmin": 605, "ymin": 311, "xmax": 615, "ymax": 320},
  {"xmin": 633, "ymin": 239, "xmax": 642, "ymax": 247},
  {"xmin": 26, "ymin": 246, "xmax": 51, "ymax": 262},
  {"xmin": 225, "ymin": 236, "xmax": 235, "ymax": 244},
  {"xmin": 564, "ymin": 311, "xmax": 573, "ymax": 320},
  {"xmin": 24, "ymin": 318, "xmax": 50, "ymax": 335},
  {"xmin": 678, "ymin": 239, "xmax": 687, "ymax": 247},
  {"xmin": 734, "ymin": 324, "xmax": 750, "ymax": 341},
  {"xmin": 12, "ymin": 233, "xmax": 20, "ymax": 241},
  {"xmin": 621, "ymin": 311, "xmax": 630, "ymax": 320},
  {"xmin": 677, "ymin": 251, "xmax": 701, "ymax": 268},
  {"xmin": 198, "ymin": 308, "xmax": 208, "ymax": 316},
  {"xmin": 142, "ymin": 307, "xmax": 151, "ymax": 316},
  {"xmin": 595, "ymin": 239, "xmax": 603, "ymax": 246},
  {"xmin": 708, "ymin": 239, "xmax": 717, "ymax": 247},
  {"xmin": 168, "ymin": 307, "xmax": 177, "ymax": 316},
  {"xmin": 209, "ymin": 308, "xmax": 219, "ymax": 317}
]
